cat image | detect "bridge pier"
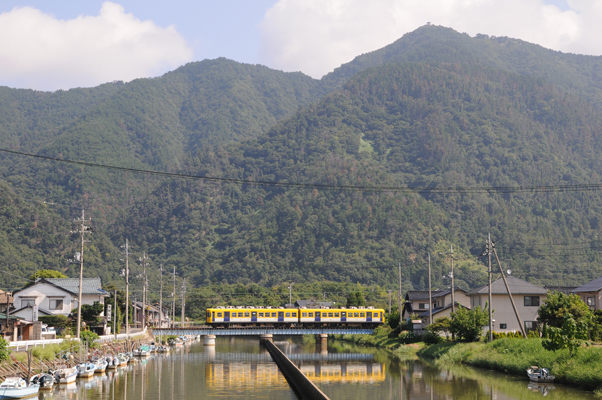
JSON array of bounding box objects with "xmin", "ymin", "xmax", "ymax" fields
[
  {"xmin": 203, "ymin": 334, "xmax": 216, "ymax": 346},
  {"xmin": 316, "ymin": 333, "xmax": 328, "ymax": 347},
  {"xmin": 260, "ymin": 334, "xmax": 273, "ymax": 344}
]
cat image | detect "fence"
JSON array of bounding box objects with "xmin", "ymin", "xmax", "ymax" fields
[{"xmin": 8, "ymin": 327, "xmax": 148, "ymax": 351}]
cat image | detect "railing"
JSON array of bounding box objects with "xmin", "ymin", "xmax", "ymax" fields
[{"xmin": 8, "ymin": 327, "xmax": 148, "ymax": 350}]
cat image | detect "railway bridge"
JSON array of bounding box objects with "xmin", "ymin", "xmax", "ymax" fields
[{"xmin": 153, "ymin": 327, "xmax": 374, "ymax": 346}]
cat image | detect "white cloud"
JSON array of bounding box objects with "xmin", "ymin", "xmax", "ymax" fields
[
  {"xmin": 259, "ymin": 0, "xmax": 602, "ymax": 79},
  {"xmin": 0, "ymin": 2, "xmax": 193, "ymax": 91}
]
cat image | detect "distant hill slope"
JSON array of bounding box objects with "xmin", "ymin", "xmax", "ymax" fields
[{"xmin": 323, "ymin": 25, "xmax": 602, "ymax": 107}]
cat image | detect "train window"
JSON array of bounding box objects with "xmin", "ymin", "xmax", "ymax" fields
[
  {"xmin": 259, "ymin": 312, "xmax": 264, "ymax": 317},
  {"xmin": 238, "ymin": 312, "xmax": 243, "ymax": 317},
  {"xmin": 272, "ymin": 312, "xmax": 277, "ymax": 317},
  {"xmin": 309, "ymin": 312, "xmax": 314, "ymax": 317},
  {"xmin": 328, "ymin": 312, "xmax": 333, "ymax": 317},
  {"xmin": 292, "ymin": 312, "xmax": 297, "ymax": 317},
  {"xmin": 244, "ymin": 312, "xmax": 250, "ymax": 317},
  {"xmin": 217, "ymin": 313, "xmax": 222, "ymax": 317},
  {"xmin": 334, "ymin": 312, "xmax": 339, "ymax": 317},
  {"xmin": 360, "ymin": 312, "xmax": 365, "ymax": 317},
  {"xmin": 302, "ymin": 312, "xmax": 307, "ymax": 317},
  {"xmin": 285, "ymin": 312, "xmax": 291, "ymax": 317}
]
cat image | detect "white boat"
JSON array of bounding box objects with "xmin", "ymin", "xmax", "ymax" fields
[
  {"xmin": 117, "ymin": 353, "xmax": 129, "ymax": 366},
  {"xmin": 157, "ymin": 345, "xmax": 169, "ymax": 353},
  {"xmin": 77, "ymin": 362, "xmax": 96, "ymax": 378},
  {"xmin": 106, "ymin": 356, "xmax": 119, "ymax": 369},
  {"xmin": 0, "ymin": 377, "xmax": 39, "ymax": 399},
  {"xmin": 51, "ymin": 366, "xmax": 78, "ymax": 384},
  {"xmin": 527, "ymin": 367, "xmax": 555, "ymax": 383},
  {"xmin": 29, "ymin": 373, "xmax": 54, "ymax": 390},
  {"xmin": 94, "ymin": 359, "xmax": 108, "ymax": 373},
  {"xmin": 133, "ymin": 346, "xmax": 151, "ymax": 357}
]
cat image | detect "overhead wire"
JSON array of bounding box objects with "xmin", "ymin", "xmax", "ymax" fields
[{"xmin": 3, "ymin": 147, "xmax": 602, "ymax": 194}]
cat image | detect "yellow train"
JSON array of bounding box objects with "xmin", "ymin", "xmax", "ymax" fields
[{"xmin": 206, "ymin": 306, "xmax": 385, "ymax": 328}]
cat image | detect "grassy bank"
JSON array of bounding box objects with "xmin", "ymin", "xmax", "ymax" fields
[
  {"xmin": 419, "ymin": 338, "xmax": 602, "ymax": 391},
  {"xmin": 331, "ymin": 326, "xmax": 423, "ymax": 359}
]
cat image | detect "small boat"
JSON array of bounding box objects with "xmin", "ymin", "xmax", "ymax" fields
[
  {"xmin": 93, "ymin": 358, "xmax": 108, "ymax": 373},
  {"xmin": 156, "ymin": 345, "xmax": 169, "ymax": 353},
  {"xmin": 0, "ymin": 377, "xmax": 39, "ymax": 399},
  {"xmin": 117, "ymin": 353, "xmax": 129, "ymax": 366},
  {"xmin": 527, "ymin": 367, "xmax": 555, "ymax": 383},
  {"xmin": 106, "ymin": 356, "xmax": 119, "ymax": 369},
  {"xmin": 29, "ymin": 373, "xmax": 54, "ymax": 391},
  {"xmin": 51, "ymin": 366, "xmax": 78, "ymax": 384},
  {"xmin": 133, "ymin": 346, "xmax": 151, "ymax": 357},
  {"xmin": 77, "ymin": 362, "xmax": 96, "ymax": 378}
]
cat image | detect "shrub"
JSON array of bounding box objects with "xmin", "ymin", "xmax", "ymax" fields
[
  {"xmin": 80, "ymin": 330, "xmax": 100, "ymax": 346},
  {"xmin": 423, "ymin": 331, "xmax": 444, "ymax": 345},
  {"xmin": 398, "ymin": 331, "xmax": 422, "ymax": 344},
  {"xmin": 0, "ymin": 337, "xmax": 9, "ymax": 362}
]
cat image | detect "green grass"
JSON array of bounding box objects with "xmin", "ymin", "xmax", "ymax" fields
[
  {"xmin": 332, "ymin": 326, "xmax": 423, "ymax": 359},
  {"xmin": 419, "ymin": 338, "xmax": 602, "ymax": 391}
]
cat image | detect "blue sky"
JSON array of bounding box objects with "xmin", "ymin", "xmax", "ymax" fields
[{"xmin": 0, "ymin": 0, "xmax": 597, "ymax": 91}]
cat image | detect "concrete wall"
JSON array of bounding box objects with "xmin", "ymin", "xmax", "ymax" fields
[
  {"xmin": 263, "ymin": 340, "xmax": 330, "ymax": 400},
  {"xmin": 471, "ymin": 293, "xmax": 545, "ymax": 332}
]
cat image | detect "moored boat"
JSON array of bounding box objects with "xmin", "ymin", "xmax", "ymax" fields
[
  {"xmin": 527, "ymin": 366, "xmax": 555, "ymax": 383},
  {"xmin": 93, "ymin": 358, "xmax": 108, "ymax": 373},
  {"xmin": 51, "ymin": 366, "xmax": 78, "ymax": 384},
  {"xmin": 0, "ymin": 377, "xmax": 39, "ymax": 399},
  {"xmin": 29, "ymin": 373, "xmax": 54, "ymax": 391},
  {"xmin": 133, "ymin": 346, "xmax": 151, "ymax": 357},
  {"xmin": 106, "ymin": 356, "xmax": 119, "ymax": 369},
  {"xmin": 117, "ymin": 353, "xmax": 129, "ymax": 366},
  {"xmin": 77, "ymin": 362, "xmax": 96, "ymax": 378}
]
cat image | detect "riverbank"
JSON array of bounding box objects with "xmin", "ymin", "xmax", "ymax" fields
[
  {"xmin": 331, "ymin": 326, "xmax": 423, "ymax": 360},
  {"xmin": 418, "ymin": 338, "xmax": 602, "ymax": 392}
]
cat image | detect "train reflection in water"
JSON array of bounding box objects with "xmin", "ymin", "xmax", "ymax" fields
[{"xmin": 206, "ymin": 359, "xmax": 385, "ymax": 388}]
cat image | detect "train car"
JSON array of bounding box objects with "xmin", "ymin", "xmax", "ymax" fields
[
  {"xmin": 299, "ymin": 306, "xmax": 385, "ymax": 328},
  {"xmin": 206, "ymin": 306, "xmax": 298, "ymax": 328}
]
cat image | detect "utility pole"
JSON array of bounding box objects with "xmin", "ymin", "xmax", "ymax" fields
[
  {"xmin": 388, "ymin": 290, "xmax": 392, "ymax": 315},
  {"xmin": 288, "ymin": 283, "xmax": 293, "ymax": 306},
  {"xmin": 428, "ymin": 253, "xmax": 432, "ymax": 325},
  {"xmin": 398, "ymin": 262, "xmax": 402, "ymax": 318},
  {"xmin": 172, "ymin": 266, "xmax": 177, "ymax": 328},
  {"xmin": 121, "ymin": 239, "xmax": 130, "ymax": 335},
  {"xmin": 488, "ymin": 233, "xmax": 493, "ymax": 341},
  {"xmin": 71, "ymin": 209, "xmax": 92, "ymax": 339},
  {"xmin": 492, "ymin": 241, "xmax": 527, "ymax": 338},
  {"xmin": 114, "ymin": 289, "xmax": 117, "ymax": 340},
  {"xmin": 450, "ymin": 245, "xmax": 455, "ymax": 313},
  {"xmin": 180, "ymin": 279, "xmax": 187, "ymax": 328},
  {"xmin": 159, "ymin": 264, "xmax": 163, "ymax": 328},
  {"xmin": 139, "ymin": 253, "xmax": 149, "ymax": 328}
]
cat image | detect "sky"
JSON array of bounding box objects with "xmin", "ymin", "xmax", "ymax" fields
[{"xmin": 0, "ymin": 0, "xmax": 601, "ymax": 91}]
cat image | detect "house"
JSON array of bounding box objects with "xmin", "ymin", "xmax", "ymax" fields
[
  {"xmin": 0, "ymin": 291, "xmax": 13, "ymax": 314},
  {"xmin": 402, "ymin": 288, "xmax": 469, "ymax": 320},
  {"xmin": 467, "ymin": 276, "xmax": 547, "ymax": 333},
  {"xmin": 12, "ymin": 278, "xmax": 109, "ymax": 320},
  {"xmin": 132, "ymin": 301, "xmax": 171, "ymax": 328},
  {"xmin": 417, "ymin": 302, "xmax": 471, "ymax": 327},
  {"xmin": 571, "ymin": 277, "xmax": 602, "ymax": 310}
]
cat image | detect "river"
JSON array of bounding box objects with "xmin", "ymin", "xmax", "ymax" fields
[{"xmin": 38, "ymin": 337, "xmax": 597, "ymax": 400}]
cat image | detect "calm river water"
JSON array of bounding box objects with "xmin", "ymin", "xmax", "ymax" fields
[{"xmin": 39, "ymin": 337, "xmax": 597, "ymax": 400}]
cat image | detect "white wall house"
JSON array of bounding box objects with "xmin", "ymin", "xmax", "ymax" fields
[
  {"xmin": 12, "ymin": 278, "xmax": 109, "ymax": 321},
  {"xmin": 467, "ymin": 276, "xmax": 547, "ymax": 333}
]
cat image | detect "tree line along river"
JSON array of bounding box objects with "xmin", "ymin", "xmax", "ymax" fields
[{"xmin": 38, "ymin": 337, "xmax": 597, "ymax": 400}]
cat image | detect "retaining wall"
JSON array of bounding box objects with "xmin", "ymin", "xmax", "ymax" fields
[{"xmin": 263, "ymin": 340, "xmax": 330, "ymax": 400}]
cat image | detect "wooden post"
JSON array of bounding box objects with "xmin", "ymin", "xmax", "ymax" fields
[{"xmin": 488, "ymin": 233, "xmax": 493, "ymax": 341}]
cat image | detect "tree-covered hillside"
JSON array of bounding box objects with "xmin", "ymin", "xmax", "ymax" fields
[{"xmin": 2, "ymin": 26, "xmax": 602, "ymax": 302}]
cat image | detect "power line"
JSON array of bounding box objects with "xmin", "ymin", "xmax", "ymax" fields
[{"xmin": 3, "ymin": 147, "xmax": 602, "ymax": 194}]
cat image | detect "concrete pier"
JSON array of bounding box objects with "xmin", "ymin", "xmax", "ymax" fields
[
  {"xmin": 203, "ymin": 335, "xmax": 216, "ymax": 346},
  {"xmin": 260, "ymin": 334, "xmax": 273, "ymax": 343},
  {"xmin": 317, "ymin": 333, "xmax": 328, "ymax": 346},
  {"xmin": 263, "ymin": 340, "xmax": 330, "ymax": 400}
]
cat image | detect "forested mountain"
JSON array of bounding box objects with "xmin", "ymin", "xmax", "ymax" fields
[{"xmin": 2, "ymin": 25, "xmax": 602, "ymax": 301}]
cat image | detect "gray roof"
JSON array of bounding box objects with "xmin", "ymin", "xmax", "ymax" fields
[
  {"xmin": 432, "ymin": 287, "xmax": 467, "ymax": 298},
  {"xmin": 572, "ymin": 277, "xmax": 602, "ymax": 293},
  {"xmin": 546, "ymin": 286, "xmax": 578, "ymax": 294},
  {"xmin": 467, "ymin": 276, "xmax": 547, "ymax": 296},
  {"xmin": 406, "ymin": 290, "xmax": 441, "ymax": 301},
  {"xmin": 44, "ymin": 278, "xmax": 108, "ymax": 296}
]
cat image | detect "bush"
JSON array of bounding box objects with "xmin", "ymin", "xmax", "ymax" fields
[
  {"xmin": 423, "ymin": 331, "xmax": 444, "ymax": 345},
  {"xmin": 0, "ymin": 337, "xmax": 9, "ymax": 362},
  {"xmin": 80, "ymin": 330, "xmax": 99, "ymax": 346},
  {"xmin": 398, "ymin": 331, "xmax": 422, "ymax": 344},
  {"xmin": 39, "ymin": 315, "xmax": 69, "ymax": 329},
  {"xmin": 450, "ymin": 306, "xmax": 489, "ymax": 342}
]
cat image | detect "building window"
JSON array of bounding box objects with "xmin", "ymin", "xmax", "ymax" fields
[
  {"xmin": 500, "ymin": 323, "xmax": 507, "ymax": 329},
  {"xmin": 587, "ymin": 297, "xmax": 595, "ymax": 307},
  {"xmin": 524, "ymin": 296, "xmax": 540, "ymax": 306},
  {"xmin": 49, "ymin": 299, "xmax": 63, "ymax": 310},
  {"xmin": 21, "ymin": 299, "xmax": 35, "ymax": 307},
  {"xmin": 419, "ymin": 303, "xmax": 429, "ymax": 309},
  {"xmin": 525, "ymin": 321, "xmax": 538, "ymax": 332}
]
